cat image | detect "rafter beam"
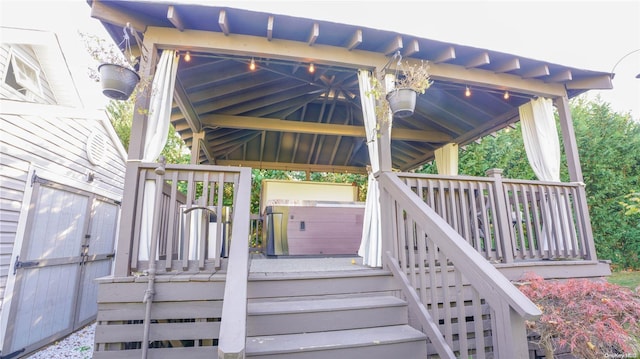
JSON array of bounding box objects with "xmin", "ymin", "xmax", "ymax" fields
[
  {"xmin": 522, "ymin": 64, "xmax": 550, "ymax": 78},
  {"xmin": 218, "ymin": 10, "xmax": 229, "ymax": 35},
  {"xmin": 493, "ymin": 58, "xmax": 520, "ymax": 73},
  {"xmin": 308, "ymin": 23, "xmax": 319, "ymax": 46},
  {"xmin": 564, "ymin": 74, "xmax": 612, "ymax": 90},
  {"xmin": 90, "ymin": 0, "xmax": 150, "ymax": 33},
  {"xmin": 433, "ymin": 46, "xmax": 456, "ymax": 63},
  {"xmin": 546, "ymin": 69, "xmax": 572, "ymax": 83},
  {"xmin": 167, "ymin": 5, "xmax": 184, "ymax": 31},
  {"xmin": 384, "ymin": 35, "xmax": 403, "ymax": 55},
  {"xmin": 216, "ymin": 159, "xmax": 367, "ymax": 174},
  {"xmin": 267, "ymin": 16, "xmax": 274, "ymax": 41},
  {"xmin": 201, "ymin": 114, "xmax": 452, "ymax": 142},
  {"xmin": 143, "ymin": 27, "xmax": 569, "ymax": 97},
  {"xmin": 173, "ymin": 78, "xmax": 202, "ymax": 133},
  {"xmin": 403, "ymin": 39, "xmax": 420, "ymax": 57},
  {"xmin": 346, "ymin": 29, "xmax": 362, "ymax": 51},
  {"xmin": 466, "ymin": 52, "xmax": 490, "ymax": 68}
]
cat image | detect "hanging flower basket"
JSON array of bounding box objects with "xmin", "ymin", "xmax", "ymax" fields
[
  {"xmin": 386, "ymin": 88, "xmax": 417, "ymax": 118},
  {"xmin": 98, "ymin": 63, "xmax": 140, "ymax": 101}
]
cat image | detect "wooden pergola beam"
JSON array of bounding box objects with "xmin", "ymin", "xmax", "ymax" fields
[
  {"xmin": 215, "ymin": 159, "xmax": 368, "ymax": 174},
  {"xmin": 143, "ymin": 27, "xmax": 568, "ymax": 97},
  {"xmin": 201, "ymin": 114, "xmax": 453, "ymax": 142}
]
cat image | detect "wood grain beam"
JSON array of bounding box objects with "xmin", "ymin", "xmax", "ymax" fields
[
  {"xmin": 201, "ymin": 114, "xmax": 452, "ymax": 142},
  {"xmin": 167, "ymin": 5, "xmax": 184, "ymax": 31},
  {"xmin": 216, "ymin": 159, "xmax": 367, "ymax": 174}
]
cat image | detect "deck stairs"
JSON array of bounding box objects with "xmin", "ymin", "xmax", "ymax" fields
[{"xmin": 245, "ymin": 268, "xmax": 428, "ymax": 358}]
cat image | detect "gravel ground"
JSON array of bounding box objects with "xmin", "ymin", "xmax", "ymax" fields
[{"xmin": 24, "ymin": 323, "xmax": 95, "ymax": 359}]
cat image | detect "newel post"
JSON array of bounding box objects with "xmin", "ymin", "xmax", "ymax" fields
[
  {"xmin": 486, "ymin": 169, "xmax": 515, "ymax": 264},
  {"xmin": 112, "ymin": 41, "xmax": 159, "ymax": 277}
]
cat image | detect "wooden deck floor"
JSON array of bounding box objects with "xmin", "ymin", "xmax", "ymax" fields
[{"xmin": 249, "ymin": 254, "xmax": 370, "ymax": 273}]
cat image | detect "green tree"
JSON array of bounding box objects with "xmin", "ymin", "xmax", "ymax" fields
[
  {"xmin": 571, "ymin": 97, "xmax": 640, "ymax": 269},
  {"xmin": 105, "ymin": 96, "xmax": 189, "ymax": 164},
  {"xmin": 418, "ymin": 96, "xmax": 640, "ymax": 269}
]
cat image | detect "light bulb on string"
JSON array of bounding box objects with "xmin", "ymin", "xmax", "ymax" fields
[
  {"xmin": 465, "ymin": 86, "xmax": 471, "ymax": 97},
  {"xmin": 308, "ymin": 63, "xmax": 315, "ymax": 73},
  {"xmin": 184, "ymin": 51, "xmax": 191, "ymax": 62},
  {"xmin": 249, "ymin": 58, "xmax": 256, "ymax": 71},
  {"xmin": 503, "ymin": 91, "xmax": 510, "ymax": 100}
]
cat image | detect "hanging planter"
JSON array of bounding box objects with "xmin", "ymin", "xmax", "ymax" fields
[
  {"xmin": 386, "ymin": 88, "xmax": 417, "ymax": 117},
  {"xmin": 98, "ymin": 63, "xmax": 140, "ymax": 101}
]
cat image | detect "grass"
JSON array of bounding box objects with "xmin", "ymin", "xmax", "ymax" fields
[{"xmin": 608, "ymin": 270, "xmax": 640, "ymax": 290}]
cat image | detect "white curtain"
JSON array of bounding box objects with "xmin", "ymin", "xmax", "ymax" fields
[
  {"xmin": 357, "ymin": 70, "xmax": 382, "ymax": 267},
  {"xmin": 435, "ymin": 143, "xmax": 458, "ymax": 175},
  {"xmin": 519, "ymin": 97, "xmax": 571, "ymax": 251},
  {"xmin": 519, "ymin": 97, "xmax": 560, "ymax": 182},
  {"xmin": 139, "ymin": 50, "xmax": 179, "ymax": 260},
  {"xmin": 358, "ymin": 173, "xmax": 382, "ymax": 266}
]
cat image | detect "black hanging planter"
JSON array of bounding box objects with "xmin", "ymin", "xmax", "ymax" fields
[
  {"xmin": 98, "ymin": 63, "xmax": 140, "ymax": 101},
  {"xmin": 386, "ymin": 88, "xmax": 417, "ymax": 117}
]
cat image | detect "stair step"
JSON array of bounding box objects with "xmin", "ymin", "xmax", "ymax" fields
[
  {"xmin": 249, "ymin": 294, "xmax": 406, "ymax": 315},
  {"xmin": 247, "ymin": 295, "xmax": 408, "ymax": 336},
  {"xmin": 248, "ymin": 270, "xmax": 400, "ymax": 300},
  {"xmin": 246, "ymin": 325, "xmax": 427, "ymax": 358}
]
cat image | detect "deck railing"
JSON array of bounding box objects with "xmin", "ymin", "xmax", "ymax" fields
[
  {"xmin": 379, "ymin": 172, "xmax": 541, "ymax": 358},
  {"xmin": 397, "ymin": 169, "xmax": 596, "ymax": 263},
  {"xmin": 125, "ymin": 163, "xmax": 250, "ymax": 274}
]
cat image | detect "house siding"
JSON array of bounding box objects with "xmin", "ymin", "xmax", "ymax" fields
[{"xmin": 0, "ymin": 44, "xmax": 56, "ymax": 104}]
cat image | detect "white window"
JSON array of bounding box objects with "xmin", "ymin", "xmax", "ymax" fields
[{"xmin": 5, "ymin": 48, "xmax": 43, "ymax": 96}]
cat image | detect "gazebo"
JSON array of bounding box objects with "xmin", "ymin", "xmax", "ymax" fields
[{"xmin": 88, "ymin": 1, "xmax": 612, "ymax": 358}]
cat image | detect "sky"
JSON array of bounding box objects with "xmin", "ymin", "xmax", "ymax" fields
[{"xmin": 2, "ymin": 0, "xmax": 639, "ymax": 119}]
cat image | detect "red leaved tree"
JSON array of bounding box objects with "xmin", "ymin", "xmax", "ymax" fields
[{"xmin": 518, "ymin": 272, "xmax": 640, "ymax": 359}]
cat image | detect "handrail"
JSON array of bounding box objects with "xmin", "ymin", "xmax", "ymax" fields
[
  {"xmin": 379, "ymin": 172, "xmax": 540, "ymax": 358},
  {"xmin": 218, "ymin": 167, "xmax": 252, "ymax": 359},
  {"xmin": 380, "ymin": 172, "xmax": 540, "ymax": 318}
]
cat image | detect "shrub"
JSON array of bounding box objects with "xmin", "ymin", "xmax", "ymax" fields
[{"xmin": 517, "ymin": 272, "xmax": 640, "ymax": 359}]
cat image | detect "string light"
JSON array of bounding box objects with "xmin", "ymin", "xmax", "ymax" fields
[
  {"xmin": 249, "ymin": 58, "xmax": 256, "ymax": 71},
  {"xmin": 184, "ymin": 51, "xmax": 191, "ymax": 62},
  {"xmin": 465, "ymin": 86, "xmax": 471, "ymax": 97},
  {"xmin": 503, "ymin": 91, "xmax": 510, "ymax": 100},
  {"xmin": 308, "ymin": 63, "xmax": 315, "ymax": 73}
]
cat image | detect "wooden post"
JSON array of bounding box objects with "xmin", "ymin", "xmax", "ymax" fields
[
  {"xmin": 555, "ymin": 96, "xmax": 597, "ymax": 260},
  {"xmin": 378, "ymin": 73, "xmax": 395, "ymax": 173},
  {"xmin": 555, "ymin": 96, "xmax": 583, "ymax": 183},
  {"xmin": 112, "ymin": 42, "xmax": 159, "ymax": 277},
  {"xmin": 485, "ymin": 169, "xmax": 515, "ymax": 264},
  {"xmin": 191, "ymin": 131, "xmax": 204, "ymax": 164}
]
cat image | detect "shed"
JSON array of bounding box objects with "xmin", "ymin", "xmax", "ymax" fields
[{"xmin": 0, "ymin": 25, "xmax": 127, "ymax": 357}]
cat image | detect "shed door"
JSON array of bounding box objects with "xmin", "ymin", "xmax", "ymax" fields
[{"xmin": 4, "ymin": 177, "xmax": 118, "ymax": 355}]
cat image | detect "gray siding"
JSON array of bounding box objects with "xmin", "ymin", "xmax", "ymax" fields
[{"xmin": 0, "ymin": 108, "xmax": 125, "ymax": 311}]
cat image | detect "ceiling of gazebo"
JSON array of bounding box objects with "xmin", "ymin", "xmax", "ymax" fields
[{"xmin": 90, "ymin": 0, "xmax": 613, "ymax": 173}]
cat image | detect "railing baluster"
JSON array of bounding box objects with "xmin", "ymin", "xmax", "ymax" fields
[{"xmin": 165, "ymin": 171, "xmax": 179, "ymax": 271}]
